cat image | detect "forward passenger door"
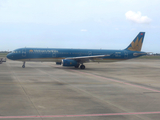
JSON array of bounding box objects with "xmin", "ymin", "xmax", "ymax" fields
[{"xmin": 22, "ymin": 49, "xmax": 26, "ymax": 57}]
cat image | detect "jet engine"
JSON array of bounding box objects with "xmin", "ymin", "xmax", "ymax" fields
[{"xmin": 62, "ymin": 59, "xmax": 78, "ymax": 66}]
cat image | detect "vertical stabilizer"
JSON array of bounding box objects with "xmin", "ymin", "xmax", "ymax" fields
[{"xmin": 125, "ymin": 32, "xmax": 145, "ymax": 51}]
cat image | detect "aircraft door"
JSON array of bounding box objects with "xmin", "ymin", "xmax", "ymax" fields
[
  {"xmin": 22, "ymin": 49, "xmax": 26, "ymax": 57},
  {"xmin": 124, "ymin": 51, "xmax": 128, "ymax": 59},
  {"xmin": 52, "ymin": 52, "xmax": 56, "ymax": 57},
  {"xmin": 88, "ymin": 51, "xmax": 92, "ymax": 56}
]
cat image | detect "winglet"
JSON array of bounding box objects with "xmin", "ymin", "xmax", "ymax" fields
[{"xmin": 125, "ymin": 32, "xmax": 145, "ymax": 51}]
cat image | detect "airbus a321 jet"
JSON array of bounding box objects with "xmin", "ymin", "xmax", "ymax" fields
[{"xmin": 7, "ymin": 32, "xmax": 147, "ymax": 69}]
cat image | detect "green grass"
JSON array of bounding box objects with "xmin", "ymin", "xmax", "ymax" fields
[
  {"xmin": 0, "ymin": 53, "xmax": 8, "ymax": 58},
  {"xmin": 138, "ymin": 56, "xmax": 160, "ymax": 59}
]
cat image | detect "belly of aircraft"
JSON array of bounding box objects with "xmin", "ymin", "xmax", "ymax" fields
[
  {"xmin": 92, "ymin": 59, "xmax": 125, "ymax": 62},
  {"xmin": 15, "ymin": 58, "xmax": 126, "ymax": 63},
  {"xmin": 16, "ymin": 58, "xmax": 62, "ymax": 62}
]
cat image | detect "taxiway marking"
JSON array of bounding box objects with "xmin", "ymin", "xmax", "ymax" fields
[
  {"xmin": 71, "ymin": 70, "xmax": 160, "ymax": 93},
  {"xmin": 0, "ymin": 111, "xmax": 160, "ymax": 119}
]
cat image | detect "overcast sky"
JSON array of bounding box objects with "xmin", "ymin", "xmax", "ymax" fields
[{"xmin": 0, "ymin": 0, "xmax": 160, "ymax": 53}]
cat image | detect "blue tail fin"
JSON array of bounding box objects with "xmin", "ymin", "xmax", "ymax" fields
[{"xmin": 125, "ymin": 32, "xmax": 145, "ymax": 51}]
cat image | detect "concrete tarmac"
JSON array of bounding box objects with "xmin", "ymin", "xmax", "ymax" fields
[{"xmin": 0, "ymin": 59, "xmax": 160, "ymax": 120}]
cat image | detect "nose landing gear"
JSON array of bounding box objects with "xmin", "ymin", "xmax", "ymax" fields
[{"xmin": 22, "ymin": 61, "xmax": 25, "ymax": 68}]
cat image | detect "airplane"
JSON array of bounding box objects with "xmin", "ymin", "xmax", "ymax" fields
[{"xmin": 7, "ymin": 32, "xmax": 147, "ymax": 69}]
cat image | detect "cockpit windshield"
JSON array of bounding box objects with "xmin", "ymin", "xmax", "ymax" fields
[{"xmin": 12, "ymin": 50, "xmax": 21, "ymax": 53}]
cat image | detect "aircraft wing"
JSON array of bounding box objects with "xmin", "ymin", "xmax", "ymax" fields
[{"xmin": 65, "ymin": 54, "xmax": 111, "ymax": 63}]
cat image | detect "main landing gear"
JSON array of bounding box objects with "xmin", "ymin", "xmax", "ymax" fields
[
  {"xmin": 75, "ymin": 64, "xmax": 80, "ymax": 68},
  {"xmin": 80, "ymin": 65, "xmax": 85, "ymax": 69},
  {"xmin": 22, "ymin": 61, "xmax": 25, "ymax": 68},
  {"xmin": 75, "ymin": 64, "xmax": 85, "ymax": 69}
]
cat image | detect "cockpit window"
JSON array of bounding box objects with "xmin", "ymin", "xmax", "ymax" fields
[{"xmin": 12, "ymin": 50, "xmax": 21, "ymax": 53}]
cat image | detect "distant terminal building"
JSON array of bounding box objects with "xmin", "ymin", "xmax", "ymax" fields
[
  {"xmin": 144, "ymin": 53, "xmax": 160, "ymax": 56},
  {"xmin": 154, "ymin": 53, "xmax": 160, "ymax": 56},
  {"xmin": 0, "ymin": 51, "xmax": 12, "ymax": 53}
]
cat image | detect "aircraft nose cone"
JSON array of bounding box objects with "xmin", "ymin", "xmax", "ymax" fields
[{"xmin": 7, "ymin": 53, "xmax": 12, "ymax": 60}]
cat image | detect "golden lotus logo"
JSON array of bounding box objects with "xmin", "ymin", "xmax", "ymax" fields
[
  {"xmin": 29, "ymin": 50, "xmax": 33, "ymax": 52},
  {"xmin": 128, "ymin": 37, "xmax": 143, "ymax": 51}
]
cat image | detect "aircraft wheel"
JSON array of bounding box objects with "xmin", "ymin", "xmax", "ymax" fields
[{"xmin": 80, "ymin": 65, "xmax": 85, "ymax": 69}]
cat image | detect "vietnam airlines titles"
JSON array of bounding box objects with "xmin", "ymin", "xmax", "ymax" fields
[{"xmin": 7, "ymin": 32, "xmax": 147, "ymax": 69}]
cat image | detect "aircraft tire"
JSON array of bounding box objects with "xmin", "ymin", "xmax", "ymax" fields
[
  {"xmin": 80, "ymin": 65, "xmax": 85, "ymax": 69},
  {"xmin": 22, "ymin": 65, "xmax": 25, "ymax": 68}
]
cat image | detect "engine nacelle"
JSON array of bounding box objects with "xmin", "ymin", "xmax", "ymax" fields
[
  {"xmin": 62, "ymin": 59, "xmax": 78, "ymax": 66},
  {"xmin": 56, "ymin": 62, "xmax": 61, "ymax": 65}
]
